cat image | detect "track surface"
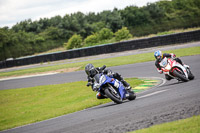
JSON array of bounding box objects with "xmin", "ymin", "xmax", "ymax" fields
[{"xmin": 1, "ymin": 55, "xmax": 200, "ymax": 133}]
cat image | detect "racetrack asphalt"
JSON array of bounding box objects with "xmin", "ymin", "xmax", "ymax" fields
[{"xmin": 1, "ymin": 54, "xmax": 200, "ymax": 133}]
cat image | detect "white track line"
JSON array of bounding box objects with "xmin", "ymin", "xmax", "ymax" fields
[
  {"xmin": 137, "ymin": 89, "xmax": 168, "ymax": 99},
  {"xmin": 0, "ymin": 72, "xmax": 58, "ymax": 81}
]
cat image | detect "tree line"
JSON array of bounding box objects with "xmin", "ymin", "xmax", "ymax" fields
[{"xmin": 0, "ymin": 0, "xmax": 200, "ymax": 61}]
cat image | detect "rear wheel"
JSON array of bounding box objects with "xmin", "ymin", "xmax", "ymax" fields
[
  {"xmin": 127, "ymin": 90, "xmax": 136, "ymax": 101},
  {"xmin": 104, "ymin": 87, "xmax": 123, "ymax": 104},
  {"xmin": 172, "ymin": 69, "xmax": 189, "ymax": 82},
  {"xmin": 187, "ymin": 68, "xmax": 195, "ymax": 80}
]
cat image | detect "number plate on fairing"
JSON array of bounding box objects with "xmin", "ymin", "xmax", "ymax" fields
[{"xmin": 160, "ymin": 58, "xmax": 168, "ymax": 67}]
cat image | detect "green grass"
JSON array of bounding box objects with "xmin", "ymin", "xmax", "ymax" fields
[
  {"xmin": 0, "ymin": 46, "xmax": 200, "ymax": 78},
  {"xmin": 131, "ymin": 115, "xmax": 200, "ymax": 133},
  {"xmin": 156, "ymin": 31, "xmax": 175, "ymax": 36},
  {"xmin": 0, "ymin": 78, "xmax": 143, "ymax": 131}
]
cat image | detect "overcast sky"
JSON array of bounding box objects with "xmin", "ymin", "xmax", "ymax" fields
[{"xmin": 0, "ymin": 0, "xmax": 159, "ymax": 28}]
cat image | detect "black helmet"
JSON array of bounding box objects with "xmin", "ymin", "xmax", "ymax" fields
[{"xmin": 85, "ymin": 64, "xmax": 97, "ymax": 78}]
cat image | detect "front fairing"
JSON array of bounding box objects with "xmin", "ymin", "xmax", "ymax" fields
[{"xmin": 94, "ymin": 74, "xmax": 127, "ymax": 99}]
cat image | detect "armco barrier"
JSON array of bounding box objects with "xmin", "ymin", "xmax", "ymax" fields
[{"xmin": 0, "ymin": 30, "xmax": 200, "ymax": 69}]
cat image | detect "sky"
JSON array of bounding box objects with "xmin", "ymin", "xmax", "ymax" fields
[{"xmin": 0, "ymin": 0, "xmax": 160, "ymax": 28}]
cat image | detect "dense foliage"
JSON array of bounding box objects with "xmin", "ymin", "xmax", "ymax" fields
[
  {"xmin": 115, "ymin": 27, "xmax": 132, "ymax": 41},
  {"xmin": 0, "ymin": 0, "xmax": 200, "ymax": 61},
  {"xmin": 84, "ymin": 33, "xmax": 99, "ymax": 46},
  {"xmin": 64, "ymin": 34, "xmax": 82, "ymax": 49}
]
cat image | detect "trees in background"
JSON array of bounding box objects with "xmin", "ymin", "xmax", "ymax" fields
[
  {"xmin": 64, "ymin": 34, "xmax": 82, "ymax": 49},
  {"xmin": 0, "ymin": 0, "xmax": 200, "ymax": 61},
  {"xmin": 115, "ymin": 27, "xmax": 132, "ymax": 41}
]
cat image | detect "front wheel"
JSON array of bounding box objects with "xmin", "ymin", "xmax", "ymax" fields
[
  {"xmin": 172, "ymin": 69, "xmax": 189, "ymax": 82},
  {"xmin": 104, "ymin": 87, "xmax": 123, "ymax": 104}
]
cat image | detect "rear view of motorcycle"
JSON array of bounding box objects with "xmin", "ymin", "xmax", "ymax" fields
[
  {"xmin": 93, "ymin": 73, "xmax": 136, "ymax": 104},
  {"xmin": 159, "ymin": 57, "xmax": 194, "ymax": 82}
]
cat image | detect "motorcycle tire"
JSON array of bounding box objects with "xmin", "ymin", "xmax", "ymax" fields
[
  {"xmin": 187, "ymin": 68, "xmax": 195, "ymax": 80},
  {"xmin": 172, "ymin": 69, "xmax": 189, "ymax": 82},
  {"xmin": 127, "ymin": 90, "xmax": 136, "ymax": 101},
  {"xmin": 104, "ymin": 87, "xmax": 123, "ymax": 104}
]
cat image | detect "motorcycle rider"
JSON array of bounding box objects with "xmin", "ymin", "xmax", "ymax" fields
[
  {"xmin": 154, "ymin": 50, "xmax": 187, "ymax": 80},
  {"xmin": 85, "ymin": 63, "xmax": 133, "ymax": 99}
]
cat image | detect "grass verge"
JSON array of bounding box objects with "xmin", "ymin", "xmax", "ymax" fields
[
  {"xmin": 130, "ymin": 115, "xmax": 200, "ymax": 133},
  {"xmin": 0, "ymin": 78, "xmax": 144, "ymax": 131},
  {"xmin": 0, "ymin": 46, "xmax": 200, "ymax": 78}
]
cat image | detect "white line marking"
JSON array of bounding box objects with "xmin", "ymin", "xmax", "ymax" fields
[
  {"xmin": 157, "ymin": 77, "xmax": 167, "ymax": 87},
  {"xmin": 137, "ymin": 89, "xmax": 168, "ymax": 99},
  {"xmin": 132, "ymin": 77, "xmax": 166, "ymax": 95},
  {"xmin": 0, "ymin": 73, "xmax": 58, "ymax": 81}
]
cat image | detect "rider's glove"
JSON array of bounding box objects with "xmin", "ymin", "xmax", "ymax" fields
[
  {"xmin": 171, "ymin": 53, "xmax": 176, "ymax": 59},
  {"xmin": 86, "ymin": 82, "xmax": 92, "ymax": 87}
]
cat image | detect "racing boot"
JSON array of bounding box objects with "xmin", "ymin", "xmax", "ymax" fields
[
  {"xmin": 126, "ymin": 88, "xmax": 136, "ymax": 100},
  {"xmin": 113, "ymin": 73, "xmax": 132, "ymax": 90},
  {"xmin": 121, "ymin": 80, "xmax": 132, "ymax": 90},
  {"xmin": 180, "ymin": 61, "xmax": 189, "ymax": 69}
]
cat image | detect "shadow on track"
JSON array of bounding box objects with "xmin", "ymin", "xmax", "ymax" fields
[
  {"xmin": 87, "ymin": 100, "xmax": 131, "ymax": 110},
  {"xmin": 160, "ymin": 79, "xmax": 196, "ymax": 88}
]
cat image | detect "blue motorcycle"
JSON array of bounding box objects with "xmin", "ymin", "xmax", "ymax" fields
[{"xmin": 93, "ymin": 73, "xmax": 136, "ymax": 104}]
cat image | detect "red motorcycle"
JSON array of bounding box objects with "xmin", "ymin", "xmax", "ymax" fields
[{"xmin": 159, "ymin": 57, "xmax": 194, "ymax": 82}]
